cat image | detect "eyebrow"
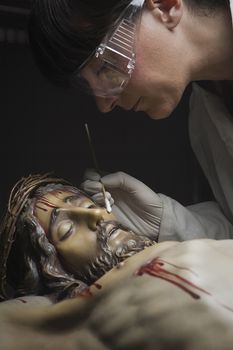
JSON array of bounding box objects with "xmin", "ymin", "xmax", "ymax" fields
[{"xmin": 64, "ymin": 194, "xmax": 81, "ymax": 204}]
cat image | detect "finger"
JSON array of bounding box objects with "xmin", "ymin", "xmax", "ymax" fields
[
  {"xmin": 83, "ymin": 168, "xmax": 101, "ymax": 181},
  {"xmin": 101, "ymin": 171, "xmax": 140, "ymax": 191},
  {"xmin": 109, "ymin": 196, "xmax": 114, "ymax": 206},
  {"xmin": 80, "ymin": 179, "xmax": 102, "ymax": 194},
  {"xmin": 102, "ymin": 171, "xmax": 161, "ymax": 203},
  {"xmin": 92, "ymin": 192, "xmax": 114, "ymax": 206},
  {"xmin": 92, "ymin": 193, "xmax": 105, "ymax": 205}
]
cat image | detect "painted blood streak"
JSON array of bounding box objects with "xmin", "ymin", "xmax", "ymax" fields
[
  {"xmin": 33, "ymin": 193, "xmax": 62, "ymax": 235},
  {"xmin": 135, "ymin": 258, "xmax": 233, "ymax": 313},
  {"xmin": 35, "ymin": 194, "xmax": 59, "ymax": 212},
  {"xmin": 79, "ymin": 283, "xmax": 102, "ymax": 298},
  {"xmin": 136, "ymin": 258, "xmax": 206, "ymax": 299}
]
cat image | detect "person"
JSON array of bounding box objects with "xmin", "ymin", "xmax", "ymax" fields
[
  {"xmin": 28, "ymin": 0, "xmax": 233, "ymax": 241},
  {"xmin": 0, "ymin": 173, "xmax": 154, "ymax": 302}
]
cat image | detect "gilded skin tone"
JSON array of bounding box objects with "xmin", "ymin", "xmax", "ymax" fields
[{"xmin": 33, "ymin": 189, "xmax": 152, "ymax": 281}]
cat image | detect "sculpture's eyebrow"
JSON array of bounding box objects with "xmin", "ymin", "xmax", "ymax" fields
[
  {"xmin": 48, "ymin": 207, "xmax": 60, "ymax": 237},
  {"xmin": 50, "ymin": 207, "xmax": 59, "ymax": 226},
  {"xmin": 64, "ymin": 194, "xmax": 81, "ymax": 204}
]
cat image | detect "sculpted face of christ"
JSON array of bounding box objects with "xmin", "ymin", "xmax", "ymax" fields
[{"xmin": 33, "ymin": 186, "xmax": 153, "ymax": 283}]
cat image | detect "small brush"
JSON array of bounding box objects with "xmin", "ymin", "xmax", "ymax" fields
[{"xmin": 85, "ymin": 123, "xmax": 112, "ymax": 213}]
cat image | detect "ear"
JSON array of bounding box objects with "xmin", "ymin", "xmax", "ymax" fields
[{"xmin": 145, "ymin": 0, "xmax": 183, "ymax": 30}]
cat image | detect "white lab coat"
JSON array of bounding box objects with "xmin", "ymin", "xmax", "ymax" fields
[{"xmin": 158, "ymin": 2, "xmax": 233, "ymax": 241}]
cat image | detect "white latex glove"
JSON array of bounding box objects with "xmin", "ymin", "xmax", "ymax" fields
[{"xmin": 80, "ymin": 169, "xmax": 163, "ymax": 240}]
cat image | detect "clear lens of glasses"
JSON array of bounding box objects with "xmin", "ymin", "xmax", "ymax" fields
[{"xmin": 71, "ymin": 0, "xmax": 145, "ymax": 97}]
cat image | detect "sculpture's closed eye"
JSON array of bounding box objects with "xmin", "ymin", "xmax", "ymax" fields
[{"xmin": 58, "ymin": 221, "xmax": 74, "ymax": 241}]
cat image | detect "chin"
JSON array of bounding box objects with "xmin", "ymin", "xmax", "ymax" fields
[
  {"xmin": 146, "ymin": 111, "xmax": 171, "ymax": 120},
  {"xmin": 145, "ymin": 107, "xmax": 173, "ymax": 120},
  {"xmin": 146, "ymin": 96, "xmax": 181, "ymax": 120}
]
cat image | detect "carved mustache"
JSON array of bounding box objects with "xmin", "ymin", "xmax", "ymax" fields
[{"xmin": 96, "ymin": 220, "xmax": 132, "ymax": 239}]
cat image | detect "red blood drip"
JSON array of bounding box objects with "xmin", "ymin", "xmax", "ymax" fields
[
  {"xmin": 36, "ymin": 199, "xmax": 57, "ymax": 209},
  {"xmin": 78, "ymin": 283, "xmax": 102, "ymax": 298},
  {"xmin": 79, "ymin": 287, "xmax": 93, "ymax": 298},
  {"xmin": 35, "ymin": 205, "xmax": 48, "ymax": 212},
  {"xmin": 137, "ymin": 259, "xmax": 233, "ymax": 314},
  {"xmin": 93, "ymin": 283, "xmax": 102, "ymax": 290},
  {"xmin": 135, "ymin": 258, "xmax": 213, "ymax": 300}
]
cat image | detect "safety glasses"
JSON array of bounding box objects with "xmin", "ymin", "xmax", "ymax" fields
[{"xmin": 71, "ymin": 0, "xmax": 145, "ymax": 97}]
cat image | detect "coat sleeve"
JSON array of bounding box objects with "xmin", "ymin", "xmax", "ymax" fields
[
  {"xmin": 158, "ymin": 194, "xmax": 233, "ymax": 242},
  {"xmin": 189, "ymin": 83, "xmax": 233, "ymax": 225}
]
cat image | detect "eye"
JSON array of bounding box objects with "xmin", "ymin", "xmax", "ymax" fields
[
  {"xmin": 97, "ymin": 63, "xmax": 118, "ymax": 83},
  {"xmin": 57, "ymin": 221, "xmax": 73, "ymax": 241},
  {"xmin": 96, "ymin": 62, "xmax": 108, "ymax": 76},
  {"xmin": 88, "ymin": 204, "xmax": 96, "ymax": 209},
  {"xmin": 82, "ymin": 201, "xmax": 97, "ymax": 209},
  {"xmin": 65, "ymin": 196, "xmax": 80, "ymax": 206}
]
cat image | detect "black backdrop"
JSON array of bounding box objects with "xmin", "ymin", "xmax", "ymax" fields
[{"xmin": 1, "ymin": 42, "xmax": 213, "ymax": 216}]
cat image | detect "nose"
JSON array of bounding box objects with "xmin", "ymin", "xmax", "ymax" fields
[
  {"xmin": 86, "ymin": 208, "xmax": 105, "ymax": 230},
  {"xmin": 95, "ymin": 96, "xmax": 118, "ymax": 113},
  {"xmin": 67, "ymin": 207, "xmax": 105, "ymax": 231}
]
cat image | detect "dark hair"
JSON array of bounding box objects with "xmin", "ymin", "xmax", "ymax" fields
[
  {"xmin": 28, "ymin": 0, "xmax": 130, "ymax": 88},
  {"xmin": 6, "ymin": 183, "xmax": 88, "ymax": 301},
  {"xmin": 28, "ymin": 0, "xmax": 229, "ymax": 88}
]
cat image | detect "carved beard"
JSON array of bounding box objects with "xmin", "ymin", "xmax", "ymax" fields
[{"xmin": 75, "ymin": 221, "xmax": 154, "ymax": 285}]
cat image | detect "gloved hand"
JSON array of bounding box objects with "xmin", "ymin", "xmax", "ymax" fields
[{"xmin": 80, "ymin": 169, "xmax": 163, "ymax": 240}]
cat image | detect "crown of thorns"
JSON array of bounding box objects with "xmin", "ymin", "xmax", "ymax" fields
[{"xmin": 0, "ymin": 173, "xmax": 71, "ymax": 301}]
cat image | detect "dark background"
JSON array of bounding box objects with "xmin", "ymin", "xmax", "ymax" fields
[{"xmin": 1, "ymin": 1, "xmax": 213, "ymax": 216}]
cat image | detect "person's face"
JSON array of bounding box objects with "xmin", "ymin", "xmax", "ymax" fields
[
  {"xmin": 95, "ymin": 0, "xmax": 189, "ymax": 119},
  {"xmin": 33, "ymin": 189, "xmax": 138, "ymax": 277}
]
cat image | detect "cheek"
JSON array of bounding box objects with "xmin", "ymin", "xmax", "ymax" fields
[
  {"xmin": 132, "ymin": 25, "xmax": 177, "ymax": 93},
  {"xmin": 127, "ymin": 44, "xmax": 162, "ymax": 94},
  {"xmin": 56, "ymin": 235, "xmax": 98, "ymax": 267},
  {"xmin": 126, "ymin": 65, "xmax": 148, "ymax": 94}
]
